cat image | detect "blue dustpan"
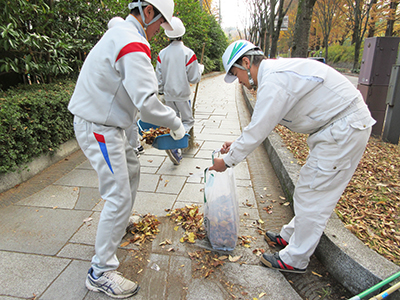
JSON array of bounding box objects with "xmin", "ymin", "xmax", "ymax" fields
[{"xmin": 137, "ymin": 120, "xmax": 189, "ymax": 150}]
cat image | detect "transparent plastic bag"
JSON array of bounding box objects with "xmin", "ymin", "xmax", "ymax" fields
[{"xmin": 203, "ymin": 152, "xmax": 239, "ymax": 251}]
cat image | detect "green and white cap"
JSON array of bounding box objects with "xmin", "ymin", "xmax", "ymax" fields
[{"xmin": 222, "ymin": 40, "xmax": 264, "ymax": 83}]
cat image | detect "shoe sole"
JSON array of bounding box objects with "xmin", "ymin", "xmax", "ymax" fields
[
  {"xmin": 166, "ymin": 150, "xmax": 181, "ymax": 165},
  {"xmin": 85, "ymin": 277, "xmax": 140, "ymax": 299},
  {"xmin": 260, "ymin": 256, "xmax": 306, "ymax": 274}
]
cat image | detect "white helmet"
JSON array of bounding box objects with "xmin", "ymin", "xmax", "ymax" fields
[
  {"xmin": 128, "ymin": 0, "xmax": 174, "ymax": 31},
  {"xmin": 222, "ymin": 40, "xmax": 264, "ymax": 84},
  {"xmin": 165, "ymin": 17, "xmax": 185, "ymax": 38},
  {"xmin": 108, "ymin": 17, "xmax": 124, "ymax": 29}
]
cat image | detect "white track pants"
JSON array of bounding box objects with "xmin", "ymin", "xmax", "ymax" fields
[
  {"xmin": 279, "ymin": 107, "xmax": 372, "ymax": 269},
  {"xmin": 125, "ymin": 121, "xmax": 140, "ymax": 149},
  {"xmin": 73, "ymin": 116, "xmax": 140, "ymax": 276},
  {"xmin": 165, "ymin": 100, "xmax": 194, "ymax": 133}
]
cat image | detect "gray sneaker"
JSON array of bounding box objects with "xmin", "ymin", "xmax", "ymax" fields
[
  {"xmin": 86, "ymin": 268, "xmax": 139, "ymax": 299},
  {"xmin": 165, "ymin": 149, "xmax": 182, "ymax": 165}
]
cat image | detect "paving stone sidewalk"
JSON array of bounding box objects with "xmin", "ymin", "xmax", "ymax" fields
[{"xmin": 0, "ymin": 74, "xmax": 301, "ymax": 300}]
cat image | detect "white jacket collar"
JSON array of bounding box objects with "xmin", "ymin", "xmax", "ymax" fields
[{"xmin": 126, "ymin": 14, "xmax": 146, "ymax": 39}]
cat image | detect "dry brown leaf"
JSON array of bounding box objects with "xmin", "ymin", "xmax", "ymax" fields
[
  {"xmin": 120, "ymin": 241, "xmax": 130, "ymax": 247},
  {"xmin": 229, "ymin": 255, "xmax": 242, "ymax": 262},
  {"xmin": 312, "ymin": 271, "xmax": 323, "ymax": 277}
]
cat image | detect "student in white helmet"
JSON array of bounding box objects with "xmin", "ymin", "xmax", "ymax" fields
[
  {"xmin": 210, "ymin": 40, "xmax": 375, "ymax": 274},
  {"xmin": 68, "ymin": 1, "xmax": 185, "ymax": 298},
  {"xmin": 156, "ymin": 17, "xmax": 204, "ymax": 165},
  {"xmin": 108, "ymin": 17, "xmax": 145, "ymax": 158}
]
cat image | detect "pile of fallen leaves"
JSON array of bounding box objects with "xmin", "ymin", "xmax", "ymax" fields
[
  {"xmin": 275, "ymin": 124, "xmax": 400, "ymax": 266},
  {"xmin": 188, "ymin": 250, "xmax": 242, "ymax": 278},
  {"xmin": 124, "ymin": 214, "xmax": 161, "ymax": 246},
  {"xmin": 141, "ymin": 127, "xmax": 170, "ymax": 145},
  {"xmin": 168, "ymin": 205, "xmax": 206, "ymax": 243}
]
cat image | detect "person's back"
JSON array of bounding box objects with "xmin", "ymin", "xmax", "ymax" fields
[
  {"xmin": 155, "ymin": 17, "xmax": 204, "ymax": 165},
  {"xmin": 157, "ymin": 40, "xmax": 201, "ymax": 101},
  {"xmin": 257, "ymin": 57, "xmax": 371, "ymax": 134}
]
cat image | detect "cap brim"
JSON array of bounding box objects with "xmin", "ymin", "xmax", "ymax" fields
[
  {"xmin": 161, "ymin": 22, "xmax": 173, "ymax": 31},
  {"xmin": 224, "ymin": 73, "xmax": 237, "ymax": 83}
]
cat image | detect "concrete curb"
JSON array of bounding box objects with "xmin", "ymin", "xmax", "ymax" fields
[
  {"xmin": 0, "ymin": 139, "xmax": 80, "ymax": 194},
  {"xmin": 241, "ymin": 86, "xmax": 400, "ymax": 298}
]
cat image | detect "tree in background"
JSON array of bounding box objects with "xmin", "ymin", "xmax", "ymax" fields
[
  {"xmin": 277, "ymin": 5, "xmax": 297, "ymax": 56},
  {"xmin": 341, "ymin": 0, "xmax": 375, "ymax": 71},
  {"xmin": 244, "ymin": 0, "xmax": 269, "ymax": 51},
  {"xmin": 367, "ymin": 0, "xmax": 379, "ymax": 37},
  {"xmin": 386, "ymin": 0, "xmax": 399, "ymax": 36},
  {"xmin": 291, "ymin": 0, "xmax": 317, "ymax": 57},
  {"xmin": 200, "ymin": 0, "xmax": 215, "ymax": 14},
  {"xmin": 244, "ymin": 0, "xmax": 293, "ymax": 58},
  {"xmin": 312, "ymin": 0, "xmax": 342, "ymax": 62},
  {"xmin": 270, "ymin": 0, "xmax": 295, "ymax": 58},
  {"xmin": 0, "ymin": 0, "xmax": 227, "ymax": 90}
]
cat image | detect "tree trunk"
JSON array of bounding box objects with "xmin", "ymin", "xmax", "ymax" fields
[
  {"xmin": 324, "ymin": 35, "xmax": 329, "ymax": 62},
  {"xmin": 367, "ymin": 0, "xmax": 377, "ymax": 37},
  {"xmin": 271, "ymin": 0, "xmax": 291, "ymax": 58},
  {"xmin": 268, "ymin": 0, "xmax": 276, "ymax": 57},
  {"xmin": 353, "ymin": 37, "xmax": 362, "ymax": 71},
  {"xmin": 291, "ymin": 0, "xmax": 318, "ymax": 57},
  {"xmin": 352, "ymin": 0, "xmax": 361, "ymax": 45},
  {"xmin": 385, "ymin": 0, "xmax": 399, "ymax": 36}
]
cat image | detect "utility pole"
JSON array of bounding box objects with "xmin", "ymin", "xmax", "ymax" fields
[{"xmin": 219, "ymin": 0, "xmax": 222, "ymax": 25}]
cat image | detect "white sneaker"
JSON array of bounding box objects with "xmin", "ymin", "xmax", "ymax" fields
[{"xmin": 86, "ymin": 268, "xmax": 139, "ymax": 298}]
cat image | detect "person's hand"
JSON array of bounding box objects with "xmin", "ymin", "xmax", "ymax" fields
[
  {"xmin": 209, "ymin": 157, "xmax": 227, "ymax": 172},
  {"xmin": 199, "ymin": 64, "xmax": 205, "ymax": 74},
  {"xmin": 170, "ymin": 123, "xmax": 185, "ymax": 140},
  {"xmin": 221, "ymin": 141, "xmax": 233, "ymax": 154}
]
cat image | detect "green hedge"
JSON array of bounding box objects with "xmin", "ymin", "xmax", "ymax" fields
[{"xmin": 0, "ymin": 80, "xmax": 76, "ymax": 174}]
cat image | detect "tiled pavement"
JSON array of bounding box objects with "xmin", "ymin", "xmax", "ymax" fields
[{"xmin": 0, "ymin": 74, "xmax": 301, "ymax": 300}]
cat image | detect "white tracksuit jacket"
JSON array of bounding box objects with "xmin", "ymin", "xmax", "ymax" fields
[
  {"xmin": 69, "ymin": 15, "xmax": 181, "ymax": 131},
  {"xmin": 155, "ymin": 40, "xmax": 202, "ymax": 102},
  {"xmin": 224, "ymin": 58, "xmax": 376, "ymax": 269},
  {"xmin": 68, "ymin": 15, "xmax": 182, "ymax": 277}
]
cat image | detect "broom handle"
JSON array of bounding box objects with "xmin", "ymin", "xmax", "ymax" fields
[{"xmin": 192, "ymin": 42, "xmax": 206, "ymax": 111}]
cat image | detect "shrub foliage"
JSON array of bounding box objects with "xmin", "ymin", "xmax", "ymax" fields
[{"xmin": 0, "ymin": 80, "xmax": 75, "ymax": 173}]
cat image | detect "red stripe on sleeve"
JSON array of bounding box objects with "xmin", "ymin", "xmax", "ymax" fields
[
  {"xmin": 116, "ymin": 42, "xmax": 151, "ymax": 62},
  {"xmin": 157, "ymin": 55, "xmax": 161, "ymax": 63},
  {"xmin": 186, "ymin": 54, "xmax": 198, "ymax": 66},
  {"xmin": 93, "ymin": 132, "xmax": 105, "ymax": 143}
]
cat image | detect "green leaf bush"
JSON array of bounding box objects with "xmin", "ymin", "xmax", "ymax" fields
[
  {"xmin": 0, "ymin": 80, "xmax": 75, "ymax": 174},
  {"xmin": 0, "ymin": 0, "xmax": 229, "ymax": 175}
]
